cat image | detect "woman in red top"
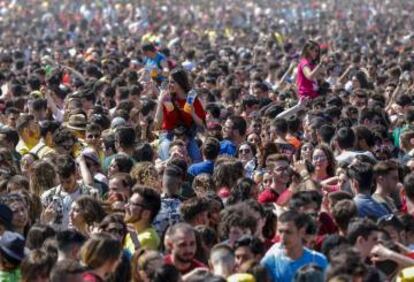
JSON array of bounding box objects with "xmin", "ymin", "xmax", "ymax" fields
[{"xmin": 155, "ymin": 68, "xmax": 205, "ymax": 163}]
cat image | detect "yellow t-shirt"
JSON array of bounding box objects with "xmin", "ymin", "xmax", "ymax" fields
[
  {"xmin": 398, "ymin": 266, "xmax": 414, "ymax": 282},
  {"xmin": 124, "ymin": 226, "xmax": 160, "ymax": 253},
  {"xmin": 16, "ymin": 140, "xmax": 33, "ymax": 156}
]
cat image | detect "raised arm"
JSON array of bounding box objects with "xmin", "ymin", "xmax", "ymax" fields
[{"xmin": 302, "ymin": 55, "xmax": 328, "ymax": 81}]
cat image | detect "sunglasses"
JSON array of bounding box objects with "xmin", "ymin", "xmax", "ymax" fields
[
  {"xmin": 86, "ymin": 134, "xmax": 100, "ymax": 139},
  {"xmin": 239, "ymin": 148, "xmax": 251, "ymax": 154}
]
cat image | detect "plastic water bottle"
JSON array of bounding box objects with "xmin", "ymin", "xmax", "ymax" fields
[{"xmin": 187, "ymin": 89, "xmax": 197, "ymax": 105}]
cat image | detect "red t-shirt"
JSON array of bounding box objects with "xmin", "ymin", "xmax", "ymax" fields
[
  {"xmin": 162, "ymin": 97, "xmax": 205, "ymax": 131},
  {"xmin": 258, "ymin": 189, "xmax": 279, "ymax": 204},
  {"xmin": 164, "ymin": 254, "xmax": 206, "ymax": 275}
]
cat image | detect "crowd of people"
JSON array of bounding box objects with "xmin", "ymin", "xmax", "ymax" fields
[{"xmin": 0, "ymin": 0, "xmax": 413, "ymax": 281}]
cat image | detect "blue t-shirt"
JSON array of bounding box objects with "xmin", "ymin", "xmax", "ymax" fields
[
  {"xmin": 188, "ymin": 160, "xmax": 214, "ymax": 177},
  {"xmin": 219, "ymin": 139, "xmax": 237, "ymax": 156},
  {"xmin": 261, "ymin": 244, "xmax": 328, "ymax": 282},
  {"xmin": 144, "ymin": 52, "xmax": 167, "ymax": 79},
  {"xmin": 354, "ymin": 194, "xmax": 391, "ymax": 220}
]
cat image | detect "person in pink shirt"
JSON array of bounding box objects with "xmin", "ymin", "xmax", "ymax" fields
[{"xmin": 296, "ymin": 40, "xmax": 328, "ymax": 99}]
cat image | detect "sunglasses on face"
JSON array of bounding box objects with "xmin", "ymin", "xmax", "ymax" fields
[
  {"xmin": 239, "ymin": 148, "xmax": 251, "ymax": 154},
  {"xmin": 86, "ymin": 134, "xmax": 100, "ymax": 139},
  {"xmin": 312, "ymin": 155, "xmax": 327, "ymax": 161}
]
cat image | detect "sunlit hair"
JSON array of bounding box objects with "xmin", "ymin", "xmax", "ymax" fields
[{"xmin": 301, "ymin": 40, "xmax": 320, "ymax": 62}]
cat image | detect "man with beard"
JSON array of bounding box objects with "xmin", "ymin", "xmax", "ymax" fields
[
  {"xmin": 124, "ymin": 185, "xmax": 161, "ymax": 253},
  {"xmin": 164, "ymin": 223, "xmax": 206, "ymax": 275}
]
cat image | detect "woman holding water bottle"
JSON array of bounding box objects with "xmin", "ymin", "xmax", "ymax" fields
[{"xmin": 154, "ymin": 68, "xmax": 205, "ymax": 163}]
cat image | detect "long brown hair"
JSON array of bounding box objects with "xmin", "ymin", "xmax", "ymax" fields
[
  {"xmin": 301, "ymin": 40, "xmax": 320, "ymax": 63},
  {"xmin": 314, "ymin": 144, "xmax": 336, "ymax": 177},
  {"xmin": 29, "ymin": 160, "xmax": 56, "ymax": 197},
  {"xmin": 80, "ymin": 233, "xmax": 122, "ymax": 270}
]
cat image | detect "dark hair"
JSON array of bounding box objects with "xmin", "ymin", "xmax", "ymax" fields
[
  {"xmin": 21, "ymin": 249, "xmax": 55, "ymax": 282},
  {"xmin": 0, "ymin": 127, "xmax": 19, "ymax": 147},
  {"xmin": 320, "ymin": 235, "xmax": 350, "ymax": 261},
  {"xmin": 278, "ymin": 210, "xmax": 308, "ymax": 230},
  {"xmin": 85, "ymin": 123, "xmax": 101, "ymax": 134},
  {"xmin": 396, "ymin": 94, "xmax": 411, "ymax": 107},
  {"xmin": 89, "ymin": 114, "xmax": 110, "ymax": 130},
  {"xmin": 354, "ymin": 125, "xmax": 375, "ymax": 149},
  {"xmin": 272, "ymin": 118, "xmax": 288, "ymax": 135},
  {"xmin": 164, "ymin": 163, "xmax": 184, "ymax": 178},
  {"xmin": 53, "ymin": 128, "xmax": 75, "ymax": 148},
  {"xmin": 39, "ymin": 120, "xmax": 61, "ymax": 138},
  {"xmin": 110, "ymin": 172, "xmax": 134, "ymax": 191},
  {"xmin": 314, "ymin": 144, "xmax": 336, "ymax": 177},
  {"xmin": 112, "ymin": 154, "xmax": 134, "ymax": 174},
  {"xmin": 50, "ymin": 259, "xmax": 84, "ymax": 282},
  {"xmin": 227, "ymin": 178, "xmax": 256, "ymax": 205},
  {"xmin": 347, "ymin": 161, "xmax": 373, "ymax": 193},
  {"xmin": 152, "ymin": 264, "xmax": 181, "ymax": 282},
  {"xmin": 347, "ymin": 218, "xmax": 379, "ymax": 245},
  {"xmin": 115, "ymin": 126, "xmax": 136, "ymax": 149},
  {"xmin": 373, "ymin": 160, "xmax": 398, "ymax": 181},
  {"xmin": 205, "ymin": 103, "xmax": 221, "ymax": 119},
  {"xmin": 234, "ymin": 235, "xmax": 264, "ymax": 256},
  {"xmin": 335, "ymin": 127, "xmax": 355, "ymax": 150},
  {"xmin": 28, "ymin": 75, "xmax": 41, "ymax": 91},
  {"xmin": 218, "ymin": 203, "xmax": 258, "ymax": 240},
  {"xmin": 326, "ymin": 248, "xmax": 367, "ymax": 280},
  {"xmin": 301, "ymin": 40, "xmax": 320, "ymax": 62},
  {"xmin": 25, "ymin": 224, "xmax": 56, "ymax": 250},
  {"xmin": 227, "ymin": 116, "xmax": 246, "ymax": 136},
  {"xmin": 30, "ymin": 98, "xmax": 47, "ymax": 112},
  {"xmin": 261, "ymin": 204, "xmax": 277, "ymax": 240},
  {"xmin": 132, "ymin": 185, "xmax": 161, "ymax": 222},
  {"xmin": 327, "ymin": 191, "xmax": 353, "ymax": 207},
  {"xmin": 16, "ymin": 114, "xmax": 35, "ymax": 135},
  {"xmin": 99, "ymin": 213, "xmax": 127, "ymax": 237},
  {"xmin": 7, "ymin": 175, "xmax": 29, "ymax": 191},
  {"xmin": 56, "ymin": 230, "xmax": 86, "ymax": 254},
  {"xmin": 55, "ymin": 155, "xmax": 77, "ymax": 178},
  {"xmin": 108, "ymin": 251, "xmax": 131, "ymax": 282},
  {"xmin": 404, "ymin": 173, "xmax": 414, "ymax": 201},
  {"xmin": 133, "ymin": 143, "xmax": 154, "ymax": 162},
  {"xmin": 142, "ymin": 43, "xmax": 156, "ymax": 53},
  {"xmin": 317, "ymin": 124, "xmax": 335, "ymax": 144},
  {"xmin": 180, "ymin": 197, "xmax": 210, "ymax": 223},
  {"xmin": 75, "ymin": 196, "xmax": 107, "ymax": 226},
  {"xmin": 5, "ymin": 107, "xmax": 20, "ymax": 115},
  {"xmin": 170, "ymin": 68, "xmax": 192, "ymax": 93},
  {"xmin": 294, "ymin": 264, "xmax": 324, "ymax": 282},
  {"xmin": 194, "ymin": 225, "xmax": 217, "ymax": 249},
  {"xmin": 332, "ymin": 200, "xmax": 358, "ymax": 232},
  {"xmin": 202, "ymin": 137, "xmax": 220, "ymax": 160},
  {"xmin": 102, "ymin": 132, "xmax": 116, "ymax": 153},
  {"xmin": 289, "ymin": 190, "xmax": 323, "ymax": 211}
]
